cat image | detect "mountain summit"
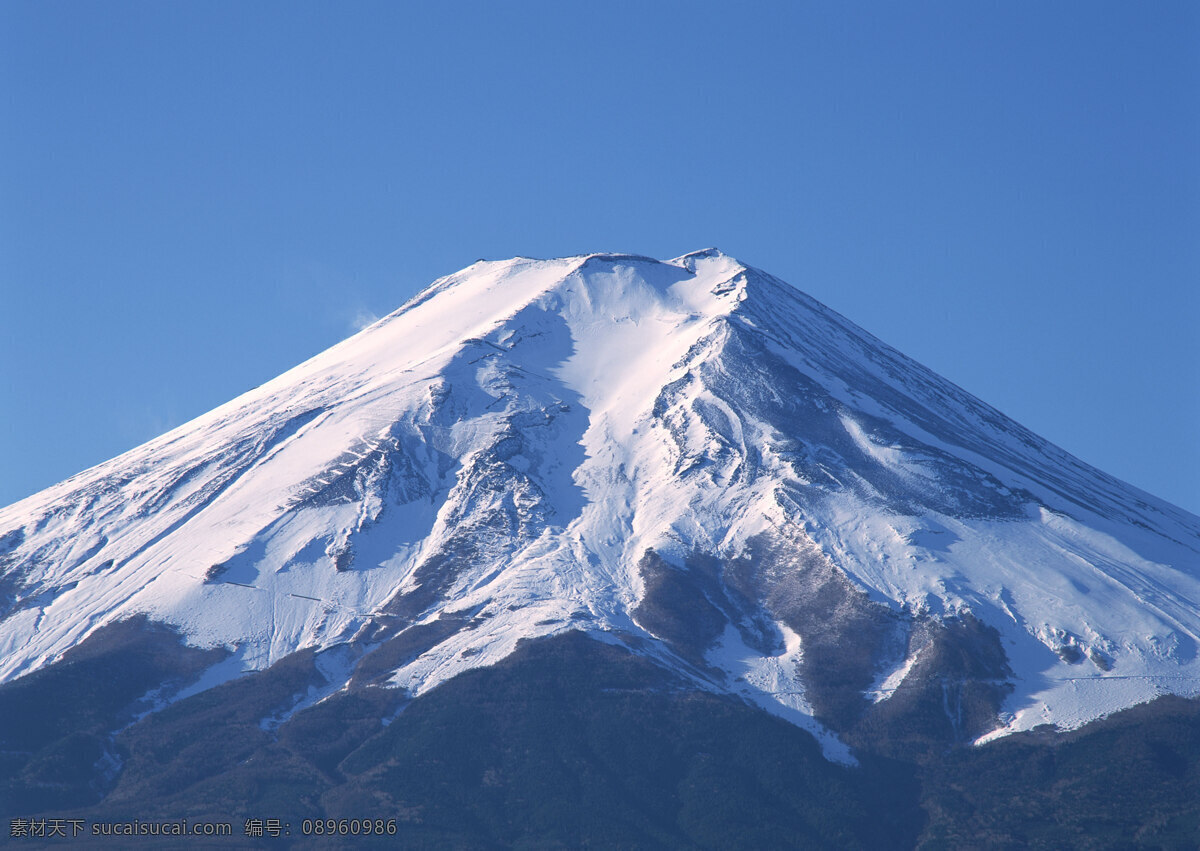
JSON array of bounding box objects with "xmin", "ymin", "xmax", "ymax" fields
[{"xmin": 3, "ymin": 250, "xmax": 1199, "ymax": 772}]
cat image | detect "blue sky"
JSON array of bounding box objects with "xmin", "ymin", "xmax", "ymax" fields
[{"xmin": 2, "ymin": 2, "xmax": 1198, "ymax": 514}]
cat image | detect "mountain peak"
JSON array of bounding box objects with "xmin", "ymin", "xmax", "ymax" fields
[
  {"xmin": 670, "ymin": 246, "xmax": 730, "ymax": 269},
  {"xmin": 1, "ymin": 251, "xmax": 1198, "ymax": 761}
]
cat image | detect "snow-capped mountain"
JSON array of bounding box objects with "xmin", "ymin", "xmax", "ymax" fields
[{"xmin": 2, "ymin": 249, "xmax": 1199, "ymax": 764}]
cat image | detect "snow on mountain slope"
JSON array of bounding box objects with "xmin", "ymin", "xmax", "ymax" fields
[{"xmin": 1, "ymin": 249, "xmax": 1198, "ymax": 760}]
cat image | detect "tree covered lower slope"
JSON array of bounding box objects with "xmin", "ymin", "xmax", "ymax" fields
[{"xmin": 2, "ymin": 623, "xmax": 1198, "ymax": 848}]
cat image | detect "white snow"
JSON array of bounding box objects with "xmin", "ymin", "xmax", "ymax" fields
[
  {"xmin": 2, "ymin": 249, "xmax": 1199, "ymax": 754},
  {"xmin": 707, "ymin": 623, "xmax": 857, "ymax": 765}
]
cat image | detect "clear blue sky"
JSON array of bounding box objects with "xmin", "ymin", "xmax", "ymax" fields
[{"xmin": 2, "ymin": 2, "xmax": 1198, "ymax": 515}]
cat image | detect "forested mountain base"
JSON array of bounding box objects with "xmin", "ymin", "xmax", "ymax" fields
[{"xmin": 3, "ymin": 627, "xmax": 1197, "ymax": 849}]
